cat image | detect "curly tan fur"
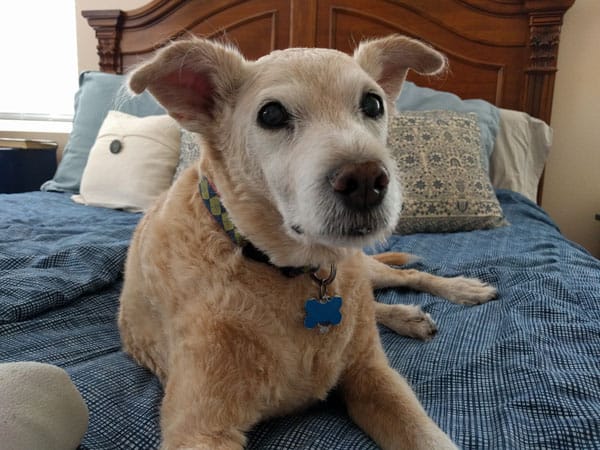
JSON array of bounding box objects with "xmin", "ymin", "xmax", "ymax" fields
[{"xmin": 121, "ymin": 36, "xmax": 496, "ymax": 450}]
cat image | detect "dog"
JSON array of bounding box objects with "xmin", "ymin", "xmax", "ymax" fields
[{"xmin": 121, "ymin": 35, "xmax": 497, "ymax": 450}]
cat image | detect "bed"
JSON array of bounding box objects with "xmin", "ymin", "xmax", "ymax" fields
[{"xmin": 3, "ymin": 0, "xmax": 599, "ymax": 449}]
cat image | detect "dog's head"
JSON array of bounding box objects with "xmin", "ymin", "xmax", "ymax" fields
[{"xmin": 130, "ymin": 36, "xmax": 444, "ymax": 264}]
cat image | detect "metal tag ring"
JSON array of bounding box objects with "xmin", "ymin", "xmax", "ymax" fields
[
  {"xmin": 310, "ymin": 264, "xmax": 337, "ymax": 299},
  {"xmin": 310, "ymin": 264, "xmax": 337, "ymax": 286}
]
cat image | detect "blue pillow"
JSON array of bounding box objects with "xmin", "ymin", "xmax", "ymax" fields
[
  {"xmin": 42, "ymin": 71, "xmax": 165, "ymax": 193},
  {"xmin": 395, "ymin": 81, "xmax": 500, "ymax": 172}
]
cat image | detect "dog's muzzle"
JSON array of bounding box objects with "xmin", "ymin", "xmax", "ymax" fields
[
  {"xmin": 288, "ymin": 158, "xmax": 399, "ymax": 245},
  {"xmin": 328, "ymin": 161, "xmax": 389, "ymax": 211}
]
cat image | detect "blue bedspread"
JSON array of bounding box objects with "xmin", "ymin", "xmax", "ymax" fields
[{"xmin": 1, "ymin": 190, "xmax": 599, "ymax": 449}]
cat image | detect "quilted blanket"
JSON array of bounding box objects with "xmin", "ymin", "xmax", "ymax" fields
[{"xmin": 1, "ymin": 190, "xmax": 599, "ymax": 449}]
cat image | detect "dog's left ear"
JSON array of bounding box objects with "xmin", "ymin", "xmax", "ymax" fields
[
  {"xmin": 128, "ymin": 38, "xmax": 247, "ymax": 133},
  {"xmin": 354, "ymin": 35, "xmax": 446, "ymax": 101}
]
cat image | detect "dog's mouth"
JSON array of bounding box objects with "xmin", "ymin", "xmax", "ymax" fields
[
  {"xmin": 324, "ymin": 210, "xmax": 389, "ymax": 240},
  {"xmin": 291, "ymin": 224, "xmax": 374, "ymax": 237},
  {"xmin": 289, "ymin": 205, "xmax": 392, "ymax": 248},
  {"xmin": 349, "ymin": 226, "xmax": 373, "ymax": 236},
  {"xmin": 291, "ymin": 224, "xmax": 304, "ymax": 235},
  {"xmin": 284, "ymin": 160, "xmax": 401, "ymax": 248}
]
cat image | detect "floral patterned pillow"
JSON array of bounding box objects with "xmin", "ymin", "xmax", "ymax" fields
[
  {"xmin": 389, "ymin": 111, "xmax": 505, "ymax": 234},
  {"xmin": 172, "ymin": 128, "xmax": 202, "ymax": 181}
]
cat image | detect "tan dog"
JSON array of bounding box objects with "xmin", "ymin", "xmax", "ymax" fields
[{"xmin": 121, "ymin": 35, "xmax": 496, "ymax": 450}]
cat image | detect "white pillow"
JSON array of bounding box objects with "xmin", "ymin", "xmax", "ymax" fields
[
  {"xmin": 490, "ymin": 108, "xmax": 552, "ymax": 202},
  {"xmin": 72, "ymin": 111, "xmax": 180, "ymax": 212}
]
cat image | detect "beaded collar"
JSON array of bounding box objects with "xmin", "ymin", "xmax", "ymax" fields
[
  {"xmin": 199, "ymin": 176, "xmax": 343, "ymax": 332},
  {"xmin": 198, "ymin": 176, "xmax": 317, "ymax": 278}
]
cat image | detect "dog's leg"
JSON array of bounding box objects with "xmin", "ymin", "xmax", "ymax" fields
[
  {"xmin": 366, "ymin": 252, "xmax": 437, "ymax": 339},
  {"xmin": 368, "ymin": 252, "xmax": 497, "ymax": 305},
  {"xmin": 341, "ymin": 344, "xmax": 457, "ymax": 450},
  {"xmin": 371, "ymin": 252, "xmax": 416, "ymax": 266},
  {"xmin": 374, "ymin": 303, "xmax": 437, "ymax": 340},
  {"xmin": 160, "ymin": 361, "xmax": 250, "ymax": 450},
  {"xmin": 119, "ymin": 233, "xmax": 169, "ymax": 383},
  {"xmin": 160, "ymin": 379, "xmax": 246, "ymax": 450},
  {"xmin": 159, "ymin": 319, "xmax": 278, "ymax": 450}
]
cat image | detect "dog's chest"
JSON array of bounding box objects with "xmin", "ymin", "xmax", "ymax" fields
[{"xmin": 211, "ymin": 261, "xmax": 369, "ymax": 411}]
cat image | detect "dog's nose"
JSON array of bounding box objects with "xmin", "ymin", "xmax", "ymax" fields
[{"xmin": 329, "ymin": 161, "xmax": 389, "ymax": 210}]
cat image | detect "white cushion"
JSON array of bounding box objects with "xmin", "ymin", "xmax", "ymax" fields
[
  {"xmin": 490, "ymin": 108, "xmax": 552, "ymax": 202},
  {"xmin": 72, "ymin": 110, "xmax": 180, "ymax": 212}
]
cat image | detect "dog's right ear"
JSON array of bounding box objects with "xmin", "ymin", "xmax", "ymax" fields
[
  {"xmin": 129, "ymin": 38, "xmax": 247, "ymax": 132},
  {"xmin": 353, "ymin": 35, "xmax": 446, "ymax": 102}
]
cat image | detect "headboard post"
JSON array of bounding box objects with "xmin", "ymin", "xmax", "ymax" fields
[
  {"xmin": 82, "ymin": 9, "xmax": 124, "ymax": 74},
  {"xmin": 523, "ymin": 0, "xmax": 575, "ymax": 124},
  {"xmin": 523, "ymin": 0, "xmax": 574, "ymax": 204}
]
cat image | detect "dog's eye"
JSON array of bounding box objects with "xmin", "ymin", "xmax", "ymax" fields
[
  {"xmin": 258, "ymin": 102, "xmax": 290, "ymax": 130},
  {"xmin": 360, "ymin": 93, "xmax": 384, "ymax": 119}
]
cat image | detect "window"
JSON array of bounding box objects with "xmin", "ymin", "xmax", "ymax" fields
[{"xmin": 0, "ymin": 1, "xmax": 78, "ymax": 124}]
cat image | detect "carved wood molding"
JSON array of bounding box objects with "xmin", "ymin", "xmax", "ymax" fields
[
  {"xmin": 521, "ymin": 0, "xmax": 574, "ymax": 124},
  {"xmin": 524, "ymin": 0, "xmax": 575, "ymax": 73},
  {"xmin": 527, "ymin": 13, "xmax": 563, "ymax": 72},
  {"xmin": 82, "ymin": 9, "xmax": 124, "ymax": 73}
]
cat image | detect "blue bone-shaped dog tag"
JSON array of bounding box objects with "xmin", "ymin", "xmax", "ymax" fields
[{"xmin": 304, "ymin": 296, "xmax": 343, "ymax": 329}]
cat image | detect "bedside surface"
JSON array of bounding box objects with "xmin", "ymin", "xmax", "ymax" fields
[{"xmin": 0, "ymin": 147, "xmax": 57, "ymax": 193}]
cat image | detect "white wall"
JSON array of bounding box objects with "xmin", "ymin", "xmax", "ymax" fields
[
  {"xmin": 0, "ymin": 0, "xmax": 148, "ymax": 157},
  {"xmin": 542, "ymin": 0, "xmax": 600, "ymax": 258},
  {"xmin": 76, "ymin": 0, "xmax": 148, "ymax": 72}
]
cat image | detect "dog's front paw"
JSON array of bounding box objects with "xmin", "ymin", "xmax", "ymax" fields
[
  {"xmin": 162, "ymin": 430, "xmax": 245, "ymax": 450},
  {"xmin": 439, "ymin": 276, "xmax": 497, "ymax": 305},
  {"xmin": 165, "ymin": 441, "xmax": 243, "ymax": 450},
  {"xmin": 417, "ymin": 427, "xmax": 459, "ymax": 450},
  {"xmin": 375, "ymin": 303, "xmax": 438, "ymax": 340}
]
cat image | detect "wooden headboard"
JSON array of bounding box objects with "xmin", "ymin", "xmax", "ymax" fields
[
  {"xmin": 83, "ymin": 0, "xmax": 575, "ymax": 126},
  {"xmin": 83, "ymin": 0, "xmax": 575, "ymax": 204}
]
